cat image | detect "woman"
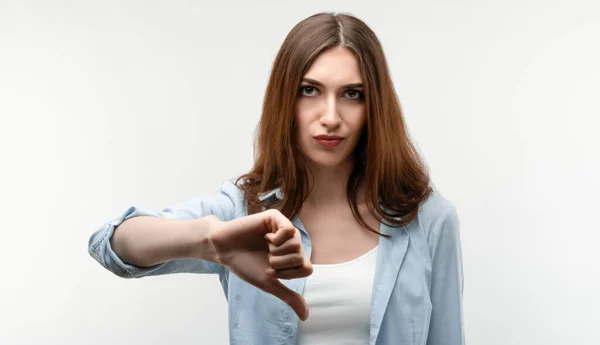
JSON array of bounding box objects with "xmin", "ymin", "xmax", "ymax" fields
[{"xmin": 88, "ymin": 12, "xmax": 465, "ymax": 345}]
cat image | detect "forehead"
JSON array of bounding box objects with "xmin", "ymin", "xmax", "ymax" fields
[{"xmin": 303, "ymin": 47, "xmax": 362, "ymax": 84}]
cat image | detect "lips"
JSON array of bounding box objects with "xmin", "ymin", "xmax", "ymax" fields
[
  {"xmin": 314, "ymin": 135, "xmax": 343, "ymax": 140},
  {"xmin": 313, "ymin": 135, "xmax": 344, "ymax": 148}
]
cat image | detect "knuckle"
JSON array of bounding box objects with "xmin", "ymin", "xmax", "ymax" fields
[
  {"xmin": 264, "ymin": 209, "xmax": 278, "ymax": 219},
  {"xmin": 303, "ymin": 257, "xmax": 313, "ymax": 268},
  {"xmin": 306, "ymin": 265, "xmax": 314, "ymax": 275},
  {"xmin": 270, "ymin": 209, "xmax": 283, "ymax": 217}
]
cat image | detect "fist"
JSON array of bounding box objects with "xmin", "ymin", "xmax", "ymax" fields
[
  {"xmin": 208, "ymin": 209, "xmax": 313, "ymax": 320},
  {"xmin": 265, "ymin": 217, "xmax": 313, "ymax": 280}
]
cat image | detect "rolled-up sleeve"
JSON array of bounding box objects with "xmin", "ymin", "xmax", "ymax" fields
[
  {"xmin": 426, "ymin": 206, "xmax": 465, "ymax": 345},
  {"xmin": 88, "ymin": 180, "xmax": 244, "ymax": 278}
]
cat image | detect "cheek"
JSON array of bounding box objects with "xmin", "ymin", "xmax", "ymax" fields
[
  {"xmin": 294, "ymin": 104, "xmax": 311, "ymax": 143},
  {"xmin": 294, "ymin": 100, "xmax": 316, "ymax": 134},
  {"xmin": 345, "ymin": 106, "xmax": 366, "ymax": 132}
]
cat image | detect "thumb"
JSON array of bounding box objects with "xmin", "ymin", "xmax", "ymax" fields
[{"xmin": 262, "ymin": 276, "xmax": 309, "ymax": 321}]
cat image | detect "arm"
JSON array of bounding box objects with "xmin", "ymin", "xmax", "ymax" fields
[
  {"xmin": 88, "ymin": 181, "xmax": 243, "ymax": 278},
  {"xmin": 426, "ymin": 206, "xmax": 465, "ymax": 345},
  {"xmin": 109, "ymin": 214, "xmax": 219, "ymax": 268}
]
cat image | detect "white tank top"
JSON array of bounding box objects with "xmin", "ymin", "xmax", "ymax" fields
[{"xmin": 297, "ymin": 245, "xmax": 378, "ymax": 345}]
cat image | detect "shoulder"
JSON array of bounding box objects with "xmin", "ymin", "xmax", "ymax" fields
[
  {"xmin": 220, "ymin": 179, "xmax": 245, "ymax": 199},
  {"xmin": 415, "ymin": 189, "xmax": 459, "ymax": 242},
  {"xmin": 218, "ymin": 179, "xmax": 248, "ymax": 219}
]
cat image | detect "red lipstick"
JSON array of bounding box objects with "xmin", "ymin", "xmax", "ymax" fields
[{"xmin": 313, "ymin": 135, "xmax": 344, "ymax": 148}]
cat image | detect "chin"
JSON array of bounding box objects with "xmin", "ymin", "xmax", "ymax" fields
[{"xmin": 304, "ymin": 152, "xmax": 351, "ymax": 169}]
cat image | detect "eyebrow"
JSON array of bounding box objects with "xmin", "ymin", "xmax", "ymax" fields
[{"xmin": 301, "ymin": 78, "xmax": 363, "ymax": 89}]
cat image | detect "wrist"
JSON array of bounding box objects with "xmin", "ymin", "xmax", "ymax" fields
[{"xmin": 188, "ymin": 215, "xmax": 222, "ymax": 264}]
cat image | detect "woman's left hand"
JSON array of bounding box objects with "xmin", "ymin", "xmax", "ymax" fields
[{"xmin": 264, "ymin": 226, "xmax": 313, "ymax": 280}]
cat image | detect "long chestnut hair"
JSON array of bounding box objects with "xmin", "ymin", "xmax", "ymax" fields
[{"xmin": 236, "ymin": 12, "xmax": 432, "ymax": 236}]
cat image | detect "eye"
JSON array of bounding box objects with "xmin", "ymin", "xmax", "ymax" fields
[
  {"xmin": 299, "ymin": 86, "xmax": 318, "ymax": 97},
  {"xmin": 344, "ymin": 89, "xmax": 364, "ymax": 100}
]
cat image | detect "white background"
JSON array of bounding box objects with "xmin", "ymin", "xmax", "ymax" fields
[{"xmin": 1, "ymin": 0, "xmax": 599, "ymax": 344}]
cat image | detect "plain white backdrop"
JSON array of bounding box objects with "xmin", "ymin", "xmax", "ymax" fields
[{"xmin": 1, "ymin": 0, "xmax": 599, "ymax": 344}]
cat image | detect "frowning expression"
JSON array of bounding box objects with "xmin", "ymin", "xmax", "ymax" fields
[{"xmin": 295, "ymin": 47, "xmax": 366, "ymax": 168}]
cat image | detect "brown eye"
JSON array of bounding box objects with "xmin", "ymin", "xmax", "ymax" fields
[
  {"xmin": 300, "ymin": 86, "xmax": 317, "ymax": 97},
  {"xmin": 344, "ymin": 89, "xmax": 363, "ymax": 100}
]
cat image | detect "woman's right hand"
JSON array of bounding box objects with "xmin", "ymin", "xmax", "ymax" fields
[{"xmin": 204, "ymin": 209, "xmax": 313, "ymax": 321}]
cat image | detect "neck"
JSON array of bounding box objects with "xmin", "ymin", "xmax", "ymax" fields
[{"xmin": 303, "ymin": 157, "xmax": 364, "ymax": 208}]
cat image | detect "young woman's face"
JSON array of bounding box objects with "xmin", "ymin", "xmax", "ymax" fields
[{"xmin": 294, "ymin": 47, "xmax": 366, "ymax": 169}]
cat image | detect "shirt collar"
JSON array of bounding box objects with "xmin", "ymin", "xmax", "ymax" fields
[{"xmin": 257, "ymin": 188, "xmax": 284, "ymax": 201}]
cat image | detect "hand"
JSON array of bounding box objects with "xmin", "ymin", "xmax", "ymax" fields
[
  {"xmin": 207, "ymin": 209, "xmax": 313, "ymax": 321},
  {"xmin": 264, "ymin": 222, "xmax": 313, "ymax": 280}
]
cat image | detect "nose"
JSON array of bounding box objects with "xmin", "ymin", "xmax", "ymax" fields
[{"xmin": 319, "ymin": 96, "xmax": 342, "ymax": 129}]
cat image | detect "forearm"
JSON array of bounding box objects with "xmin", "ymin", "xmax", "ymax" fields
[{"xmin": 110, "ymin": 215, "xmax": 219, "ymax": 267}]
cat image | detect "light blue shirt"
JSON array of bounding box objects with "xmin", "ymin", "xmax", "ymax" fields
[{"xmin": 88, "ymin": 180, "xmax": 465, "ymax": 345}]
